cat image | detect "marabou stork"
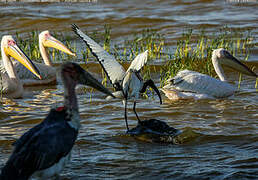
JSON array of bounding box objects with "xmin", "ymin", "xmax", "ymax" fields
[
  {"xmin": 72, "ymin": 24, "xmax": 162, "ymax": 131},
  {"xmin": 0, "ymin": 62, "xmax": 114, "ymax": 180}
]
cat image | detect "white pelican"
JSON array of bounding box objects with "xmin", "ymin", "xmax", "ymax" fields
[
  {"xmin": 162, "ymin": 48, "xmax": 257, "ymax": 100},
  {"xmin": 72, "ymin": 24, "xmax": 162, "ymax": 131},
  {"xmin": 0, "ymin": 35, "xmax": 42, "ymax": 98},
  {"xmin": 0, "ymin": 62, "xmax": 114, "ymax": 180},
  {"xmin": 12, "ymin": 30, "xmax": 76, "ymax": 86}
]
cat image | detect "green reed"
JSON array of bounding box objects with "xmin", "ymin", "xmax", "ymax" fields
[
  {"xmin": 14, "ymin": 30, "xmax": 75, "ymax": 63},
  {"xmin": 2, "ymin": 26, "xmax": 255, "ymax": 91},
  {"xmin": 160, "ymin": 27, "xmax": 255, "ymax": 87}
]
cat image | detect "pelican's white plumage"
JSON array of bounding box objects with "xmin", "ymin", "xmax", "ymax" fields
[
  {"xmin": 162, "ymin": 48, "xmax": 257, "ymax": 100},
  {"xmin": 0, "ymin": 35, "xmax": 41, "ymax": 98},
  {"xmin": 11, "ymin": 31, "xmax": 75, "ymax": 86}
]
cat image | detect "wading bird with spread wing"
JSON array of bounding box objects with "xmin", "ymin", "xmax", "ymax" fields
[
  {"xmin": 0, "ymin": 62, "xmax": 114, "ymax": 180},
  {"xmin": 72, "ymin": 24, "xmax": 162, "ymax": 131},
  {"xmin": 12, "ymin": 30, "xmax": 76, "ymax": 86},
  {"xmin": 162, "ymin": 48, "xmax": 257, "ymax": 100},
  {"xmin": 0, "ymin": 35, "xmax": 42, "ymax": 98}
]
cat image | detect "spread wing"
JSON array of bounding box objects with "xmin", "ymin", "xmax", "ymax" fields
[
  {"xmin": 126, "ymin": 50, "xmax": 148, "ymax": 73},
  {"xmin": 72, "ymin": 24, "xmax": 126, "ymax": 90}
]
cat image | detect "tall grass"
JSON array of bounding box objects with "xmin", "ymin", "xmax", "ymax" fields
[
  {"xmin": 14, "ymin": 30, "xmax": 75, "ymax": 63},
  {"xmin": 159, "ymin": 27, "xmax": 255, "ymax": 87},
  {"xmin": 0, "ymin": 26, "xmax": 255, "ymax": 90}
]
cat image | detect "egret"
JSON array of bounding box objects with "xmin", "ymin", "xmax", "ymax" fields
[
  {"xmin": 72, "ymin": 24, "xmax": 162, "ymax": 131},
  {"xmin": 11, "ymin": 30, "xmax": 76, "ymax": 86},
  {"xmin": 0, "ymin": 62, "xmax": 114, "ymax": 180},
  {"xmin": 162, "ymin": 48, "xmax": 257, "ymax": 100},
  {"xmin": 0, "ymin": 35, "xmax": 41, "ymax": 98}
]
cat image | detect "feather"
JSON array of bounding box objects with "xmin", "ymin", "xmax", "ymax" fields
[
  {"xmin": 1, "ymin": 108, "xmax": 78, "ymax": 179},
  {"xmin": 127, "ymin": 50, "xmax": 148, "ymax": 72},
  {"xmin": 72, "ymin": 24, "xmax": 125, "ymax": 90},
  {"xmin": 163, "ymin": 70, "xmax": 236, "ymax": 99}
]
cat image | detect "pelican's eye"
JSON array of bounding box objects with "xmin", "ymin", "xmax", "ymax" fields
[
  {"xmin": 44, "ymin": 33, "xmax": 51, "ymax": 40},
  {"xmin": 8, "ymin": 40, "xmax": 16, "ymax": 46}
]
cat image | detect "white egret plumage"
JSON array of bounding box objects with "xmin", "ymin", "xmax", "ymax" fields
[
  {"xmin": 162, "ymin": 48, "xmax": 257, "ymax": 100},
  {"xmin": 0, "ymin": 35, "xmax": 42, "ymax": 98},
  {"xmin": 12, "ymin": 31, "xmax": 76, "ymax": 86},
  {"xmin": 0, "ymin": 62, "xmax": 114, "ymax": 180},
  {"xmin": 72, "ymin": 24, "xmax": 162, "ymax": 131}
]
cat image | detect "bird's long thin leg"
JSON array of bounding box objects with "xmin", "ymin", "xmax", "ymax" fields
[
  {"xmin": 124, "ymin": 99, "xmax": 129, "ymax": 131},
  {"xmin": 133, "ymin": 101, "xmax": 141, "ymax": 124}
]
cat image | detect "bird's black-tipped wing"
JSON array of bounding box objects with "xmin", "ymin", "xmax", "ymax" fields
[
  {"xmin": 72, "ymin": 24, "xmax": 126, "ymax": 90},
  {"xmin": 1, "ymin": 109, "xmax": 78, "ymax": 179}
]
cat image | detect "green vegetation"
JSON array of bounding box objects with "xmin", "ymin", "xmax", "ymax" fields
[
  {"xmin": 159, "ymin": 27, "xmax": 255, "ymax": 87},
  {"xmin": 0, "ymin": 26, "xmax": 255, "ymax": 90}
]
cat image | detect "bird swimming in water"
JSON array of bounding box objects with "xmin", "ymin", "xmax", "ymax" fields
[
  {"xmin": 11, "ymin": 30, "xmax": 76, "ymax": 86},
  {"xmin": 0, "ymin": 35, "xmax": 42, "ymax": 98},
  {"xmin": 72, "ymin": 24, "xmax": 162, "ymax": 131},
  {"xmin": 127, "ymin": 118, "xmax": 181, "ymax": 143},
  {"xmin": 0, "ymin": 62, "xmax": 114, "ymax": 180},
  {"xmin": 162, "ymin": 48, "xmax": 257, "ymax": 100}
]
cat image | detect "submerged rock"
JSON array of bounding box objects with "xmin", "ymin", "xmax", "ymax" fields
[{"xmin": 126, "ymin": 119, "xmax": 182, "ymax": 144}]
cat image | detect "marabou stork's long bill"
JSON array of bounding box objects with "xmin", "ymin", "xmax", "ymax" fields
[
  {"xmin": 0, "ymin": 35, "xmax": 42, "ymax": 98},
  {"xmin": 0, "ymin": 62, "xmax": 114, "ymax": 180},
  {"xmin": 72, "ymin": 24, "xmax": 162, "ymax": 131},
  {"xmin": 162, "ymin": 48, "xmax": 257, "ymax": 100},
  {"xmin": 12, "ymin": 31, "xmax": 76, "ymax": 86}
]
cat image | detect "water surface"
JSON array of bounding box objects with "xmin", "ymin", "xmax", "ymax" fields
[{"xmin": 0, "ymin": 1, "xmax": 258, "ymax": 179}]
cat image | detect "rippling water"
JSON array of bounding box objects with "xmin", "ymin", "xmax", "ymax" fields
[{"xmin": 0, "ymin": 0, "xmax": 258, "ymax": 179}]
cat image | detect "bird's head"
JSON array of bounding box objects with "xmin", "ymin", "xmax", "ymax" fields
[
  {"xmin": 39, "ymin": 30, "xmax": 76, "ymax": 57},
  {"xmin": 212, "ymin": 48, "xmax": 257, "ymax": 77},
  {"xmin": 61, "ymin": 62, "xmax": 115, "ymax": 97},
  {"xmin": 1, "ymin": 35, "xmax": 42, "ymax": 79}
]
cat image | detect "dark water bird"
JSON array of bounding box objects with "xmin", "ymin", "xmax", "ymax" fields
[
  {"xmin": 0, "ymin": 62, "xmax": 114, "ymax": 180},
  {"xmin": 0, "ymin": 35, "xmax": 42, "ymax": 98},
  {"xmin": 162, "ymin": 48, "xmax": 257, "ymax": 100},
  {"xmin": 72, "ymin": 24, "xmax": 162, "ymax": 131},
  {"xmin": 127, "ymin": 119, "xmax": 181, "ymax": 143}
]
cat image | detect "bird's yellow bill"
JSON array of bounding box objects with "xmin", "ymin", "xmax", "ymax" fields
[
  {"xmin": 43, "ymin": 36, "xmax": 76, "ymax": 56},
  {"xmin": 4, "ymin": 44, "xmax": 42, "ymax": 79}
]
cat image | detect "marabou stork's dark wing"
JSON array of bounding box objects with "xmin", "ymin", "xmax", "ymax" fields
[
  {"xmin": 1, "ymin": 109, "xmax": 78, "ymax": 179},
  {"xmin": 72, "ymin": 24, "xmax": 126, "ymax": 90}
]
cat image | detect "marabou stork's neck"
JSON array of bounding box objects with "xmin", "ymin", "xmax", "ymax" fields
[
  {"xmin": 62, "ymin": 70, "xmax": 78, "ymax": 112},
  {"xmin": 62, "ymin": 75, "xmax": 80, "ymax": 130},
  {"xmin": 64, "ymin": 82, "xmax": 78, "ymax": 112}
]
